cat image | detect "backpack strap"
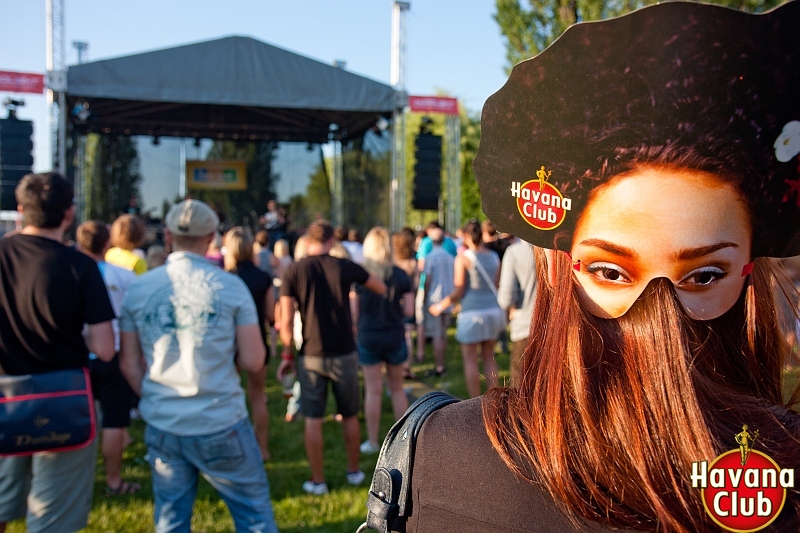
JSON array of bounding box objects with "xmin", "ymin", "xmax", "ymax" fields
[{"xmin": 358, "ymin": 391, "xmax": 459, "ymax": 533}]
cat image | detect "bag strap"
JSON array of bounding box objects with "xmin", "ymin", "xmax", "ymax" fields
[
  {"xmin": 463, "ymin": 249, "xmax": 498, "ymax": 298},
  {"xmin": 358, "ymin": 391, "xmax": 459, "ymax": 533}
]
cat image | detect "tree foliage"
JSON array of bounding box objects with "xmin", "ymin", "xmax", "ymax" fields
[
  {"xmin": 460, "ymin": 107, "xmax": 483, "ymax": 225},
  {"xmin": 198, "ymin": 140, "xmax": 280, "ymax": 229},
  {"xmin": 495, "ymin": 0, "xmax": 786, "ymax": 71},
  {"xmin": 84, "ymin": 133, "xmax": 142, "ymax": 221},
  {"xmin": 289, "ymin": 135, "xmax": 391, "ymax": 233},
  {"xmin": 298, "ymin": 154, "xmax": 333, "ymax": 228},
  {"xmin": 342, "ymin": 135, "xmax": 391, "ymax": 232}
]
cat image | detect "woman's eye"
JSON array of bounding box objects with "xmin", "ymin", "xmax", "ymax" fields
[
  {"xmin": 584, "ymin": 263, "xmax": 632, "ymax": 284},
  {"xmin": 680, "ymin": 267, "xmax": 727, "ymax": 287}
]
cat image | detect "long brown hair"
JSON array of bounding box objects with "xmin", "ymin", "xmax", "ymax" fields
[{"xmin": 483, "ymin": 248, "xmax": 800, "ymax": 531}]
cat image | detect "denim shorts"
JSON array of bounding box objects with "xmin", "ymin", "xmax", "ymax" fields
[
  {"xmin": 358, "ymin": 343, "xmax": 408, "ymax": 366},
  {"xmin": 144, "ymin": 417, "xmax": 278, "ymax": 533},
  {"xmin": 296, "ymin": 352, "xmax": 360, "ymax": 418}
]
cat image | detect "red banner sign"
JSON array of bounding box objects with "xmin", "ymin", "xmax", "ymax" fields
[
  {"xmin": 408, "ymin": 95, "xmax": 459, "ymax": 115},
  {"xmin": 0, "ymin": 71, "xmax": 45, "ymax": 94}
]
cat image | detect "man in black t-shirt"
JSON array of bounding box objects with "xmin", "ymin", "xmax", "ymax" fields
[
  {"xmin": 277, "ymin": 220, "xmax": 386, "ymax": 495},
  {"xmin": 0, "ymin": 172, "xmax": 115, "ymax": 533}
]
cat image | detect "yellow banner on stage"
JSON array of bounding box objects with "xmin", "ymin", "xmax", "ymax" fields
[{"xmin": 186, "ymin": 160, "xmax": 247, "ymax": 191}]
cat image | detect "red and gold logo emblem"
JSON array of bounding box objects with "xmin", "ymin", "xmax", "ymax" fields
[
  {"xmin": 511, "ymin": 166, "xmax": 572, "ymax": 231},
  {"xmin": 692, "ymin": 425, "xmax": 794, "ymax": 532}
]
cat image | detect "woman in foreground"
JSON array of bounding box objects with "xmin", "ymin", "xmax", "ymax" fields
[{"xmin": 400, "ymin": 3, "xmax": 800, "ymax": 532}]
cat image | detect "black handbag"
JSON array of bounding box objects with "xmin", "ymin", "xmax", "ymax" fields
[
  {"xmin": 357, "ymin": 391, "xmax": 459, "ymax": 533},
  {"xmin": 0, "ymin": 368, "xmax": 97, "ymax": 456}
]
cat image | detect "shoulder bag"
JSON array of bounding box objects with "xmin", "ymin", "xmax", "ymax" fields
[{"xmin": 0, "ymin": 367, "xmax": 97, "ymax": 456}]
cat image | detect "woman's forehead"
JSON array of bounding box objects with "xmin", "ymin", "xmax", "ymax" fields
[{"xmin": 576, "ymin": 169, "xmax": 752, "ymax": 254}]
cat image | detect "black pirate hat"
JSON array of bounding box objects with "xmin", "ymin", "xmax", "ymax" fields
[{"xmin": 474, "ymin": 1, "xmax": 800, "ymax": 258}]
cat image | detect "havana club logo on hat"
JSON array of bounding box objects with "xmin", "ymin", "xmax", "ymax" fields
[
  {"xmin": 691, "ymin": 425, "xmax": 795, "ymax": 532},
  {"xmin": 510, "ymin": 166, "xmax": 572, "ymax": 231}
]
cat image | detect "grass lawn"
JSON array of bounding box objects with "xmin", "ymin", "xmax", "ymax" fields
[{"xmin": 6, "ymin": 329, "xmax": 511, "ymax": 533}]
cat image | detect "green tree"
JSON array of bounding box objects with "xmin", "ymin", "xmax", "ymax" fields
[
  {"xmin": 304, "ymin": 159, "xmax": 333, "ymax": 225},
  {"xmin": 199, "ymin": 141, "xmax": 280, "ymax": 229},
  {"xmin": 495, "ymin": 0, "xmax": 785, "ymax": 71},
  {"xmin": 342, "ymin": 135, "xmax": 391, "ymax": 232},
  {"xmin": 287, "ymin": 193, "xmax": 309, "ymax": 230},
  {"xmin": 460, "ymin": 108, "xmax": 483, "ymax": 224},
  {"xmin": 84, "ymin": 133, "xmax": 142, "ymax": 221}
]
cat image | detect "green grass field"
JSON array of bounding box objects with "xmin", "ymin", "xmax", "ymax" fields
[{"xmin": 6, "ymin": 330, "xmax": 511, "ymax": 533}]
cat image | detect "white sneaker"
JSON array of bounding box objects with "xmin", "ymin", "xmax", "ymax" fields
[
  {"xmin": 346, "ymin": 470, "xmax": 366, "ymax": 485},
  {"xmin": 302, "ymin": 480, "xmax": 329, "ymax": 495},
  {"xmin": 360, "ymin": 440, "xmax": 380, "ymax": 454}
]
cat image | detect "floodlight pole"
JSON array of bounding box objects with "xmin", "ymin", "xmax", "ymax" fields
[
  {"xmin": 333, "ymin": 137, "xmax": 343, "ymax": 226},
  {"xmin": 390, "ymin": 1, "xmax": 409, "ymax": 231},
  {"xmin": 72, "ymin": 40, "xmax": 89, "ymax": 221},
  {"xmin": 445, "ymin": 114, "xmax": 461, "ymax": 233},
  {"xmin": 46, "ymin": 0, "xmax": 67, "ymax": 175}
]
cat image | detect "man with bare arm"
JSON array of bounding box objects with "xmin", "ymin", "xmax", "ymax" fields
[
  {"xmin": 0, "ymin": 173, "xmax": 115, "ymax": 533},
  {"xmin": 277, "ymin": 220, "xmax": 386, "ymax": 494}
]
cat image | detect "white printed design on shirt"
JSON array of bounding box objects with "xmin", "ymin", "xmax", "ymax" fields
[{"xmin": 141, "ymin": 270, "xmax": 222, "ymax": 349}]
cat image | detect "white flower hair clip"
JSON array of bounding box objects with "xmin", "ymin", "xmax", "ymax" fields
[{"xmin": 774, "ymin": 120, "xmax": 800, "ymax": 163}]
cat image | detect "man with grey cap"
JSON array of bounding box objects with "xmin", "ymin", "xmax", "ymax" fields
[{"xmin": 119, "ymin": 199, "xmax": 278, "ymax": 533}]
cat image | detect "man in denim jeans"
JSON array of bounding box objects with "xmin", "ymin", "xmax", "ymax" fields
[{"xmin": 120, "ymin": 200, "xmax": 278, "ymax": 533}]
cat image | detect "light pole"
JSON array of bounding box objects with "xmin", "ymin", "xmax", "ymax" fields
[{"xmin": 390, "ymin": 1, "xmax": 410, "ymax": 231}]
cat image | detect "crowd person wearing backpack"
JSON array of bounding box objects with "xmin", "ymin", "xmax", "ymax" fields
[
  {"xmin": 0, "ymin": 172, "xmax": 115, "ymax": 533},
  {"xmin": 429, "ymin": 221, "xmax": 504, "ymax": 398},
  {"xmin": 354, "ymin": 227, "xmax": 414, "ymax": 454},
  {"xmin": 76, "ymin": 220, "xmax": 141, "ymax": 496},
  {"xmin": 119, "ymin": 200, "xmax": 278, "ymax": 533},
  {"xmin": 392, "ymin": 5, "xmax": 800, "ymax": 530},
  {"xmin": 277, "ymin": 220, "xmax": 386, "ymax": 495}
]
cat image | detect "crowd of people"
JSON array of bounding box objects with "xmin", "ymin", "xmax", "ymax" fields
[{"xmin": 0, "ymin": 172, "xmax": 533, "ymax": 532}]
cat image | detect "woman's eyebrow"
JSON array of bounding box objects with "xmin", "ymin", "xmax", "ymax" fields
[
  {"xmin": 578, "ymin": 239, "xmax": 637, "ymax": 258},
  {"xmin": 673, "ymin": 242, "xmax": 738, "ymax": 260}
]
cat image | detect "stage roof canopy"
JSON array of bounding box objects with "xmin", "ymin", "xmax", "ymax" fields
[{"xmin": 66, "ymin": 36, "xmax": 397, "ymax": 143}]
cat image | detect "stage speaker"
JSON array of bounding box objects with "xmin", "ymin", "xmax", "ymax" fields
[
  {"xmin": 0, "ymin": 117, "xmax": 34, "ymax": 211},
  {"xmin": 412, "ymin": 131, "xmax": 442, "ymax": 211}
]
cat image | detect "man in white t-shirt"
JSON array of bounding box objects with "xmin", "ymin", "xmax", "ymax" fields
[{"xmin": 119, "ymin": 200, "xmax": 278, "ymax": 533}]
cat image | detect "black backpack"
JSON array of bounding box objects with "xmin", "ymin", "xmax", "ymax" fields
[{"xmin": 357, "ymin": 391, "xmax": 459, "ymax": 533}]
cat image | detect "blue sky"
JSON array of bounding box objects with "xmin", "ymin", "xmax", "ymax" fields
[{"xmin": 0, "ymin": 0, "xmax": 509, "ymax": 211}]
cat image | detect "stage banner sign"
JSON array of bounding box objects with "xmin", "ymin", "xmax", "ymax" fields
[
  {"xmin": 408, "ymin": 95, "xmax": 459, "ymax": 115},
  {"xmin": 186, "ymin": 160, "xmax": 247, "ymax": 191},
  {"xmin": 0, "ymin": 71, "xmax": 45, "ymax": 94}
]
